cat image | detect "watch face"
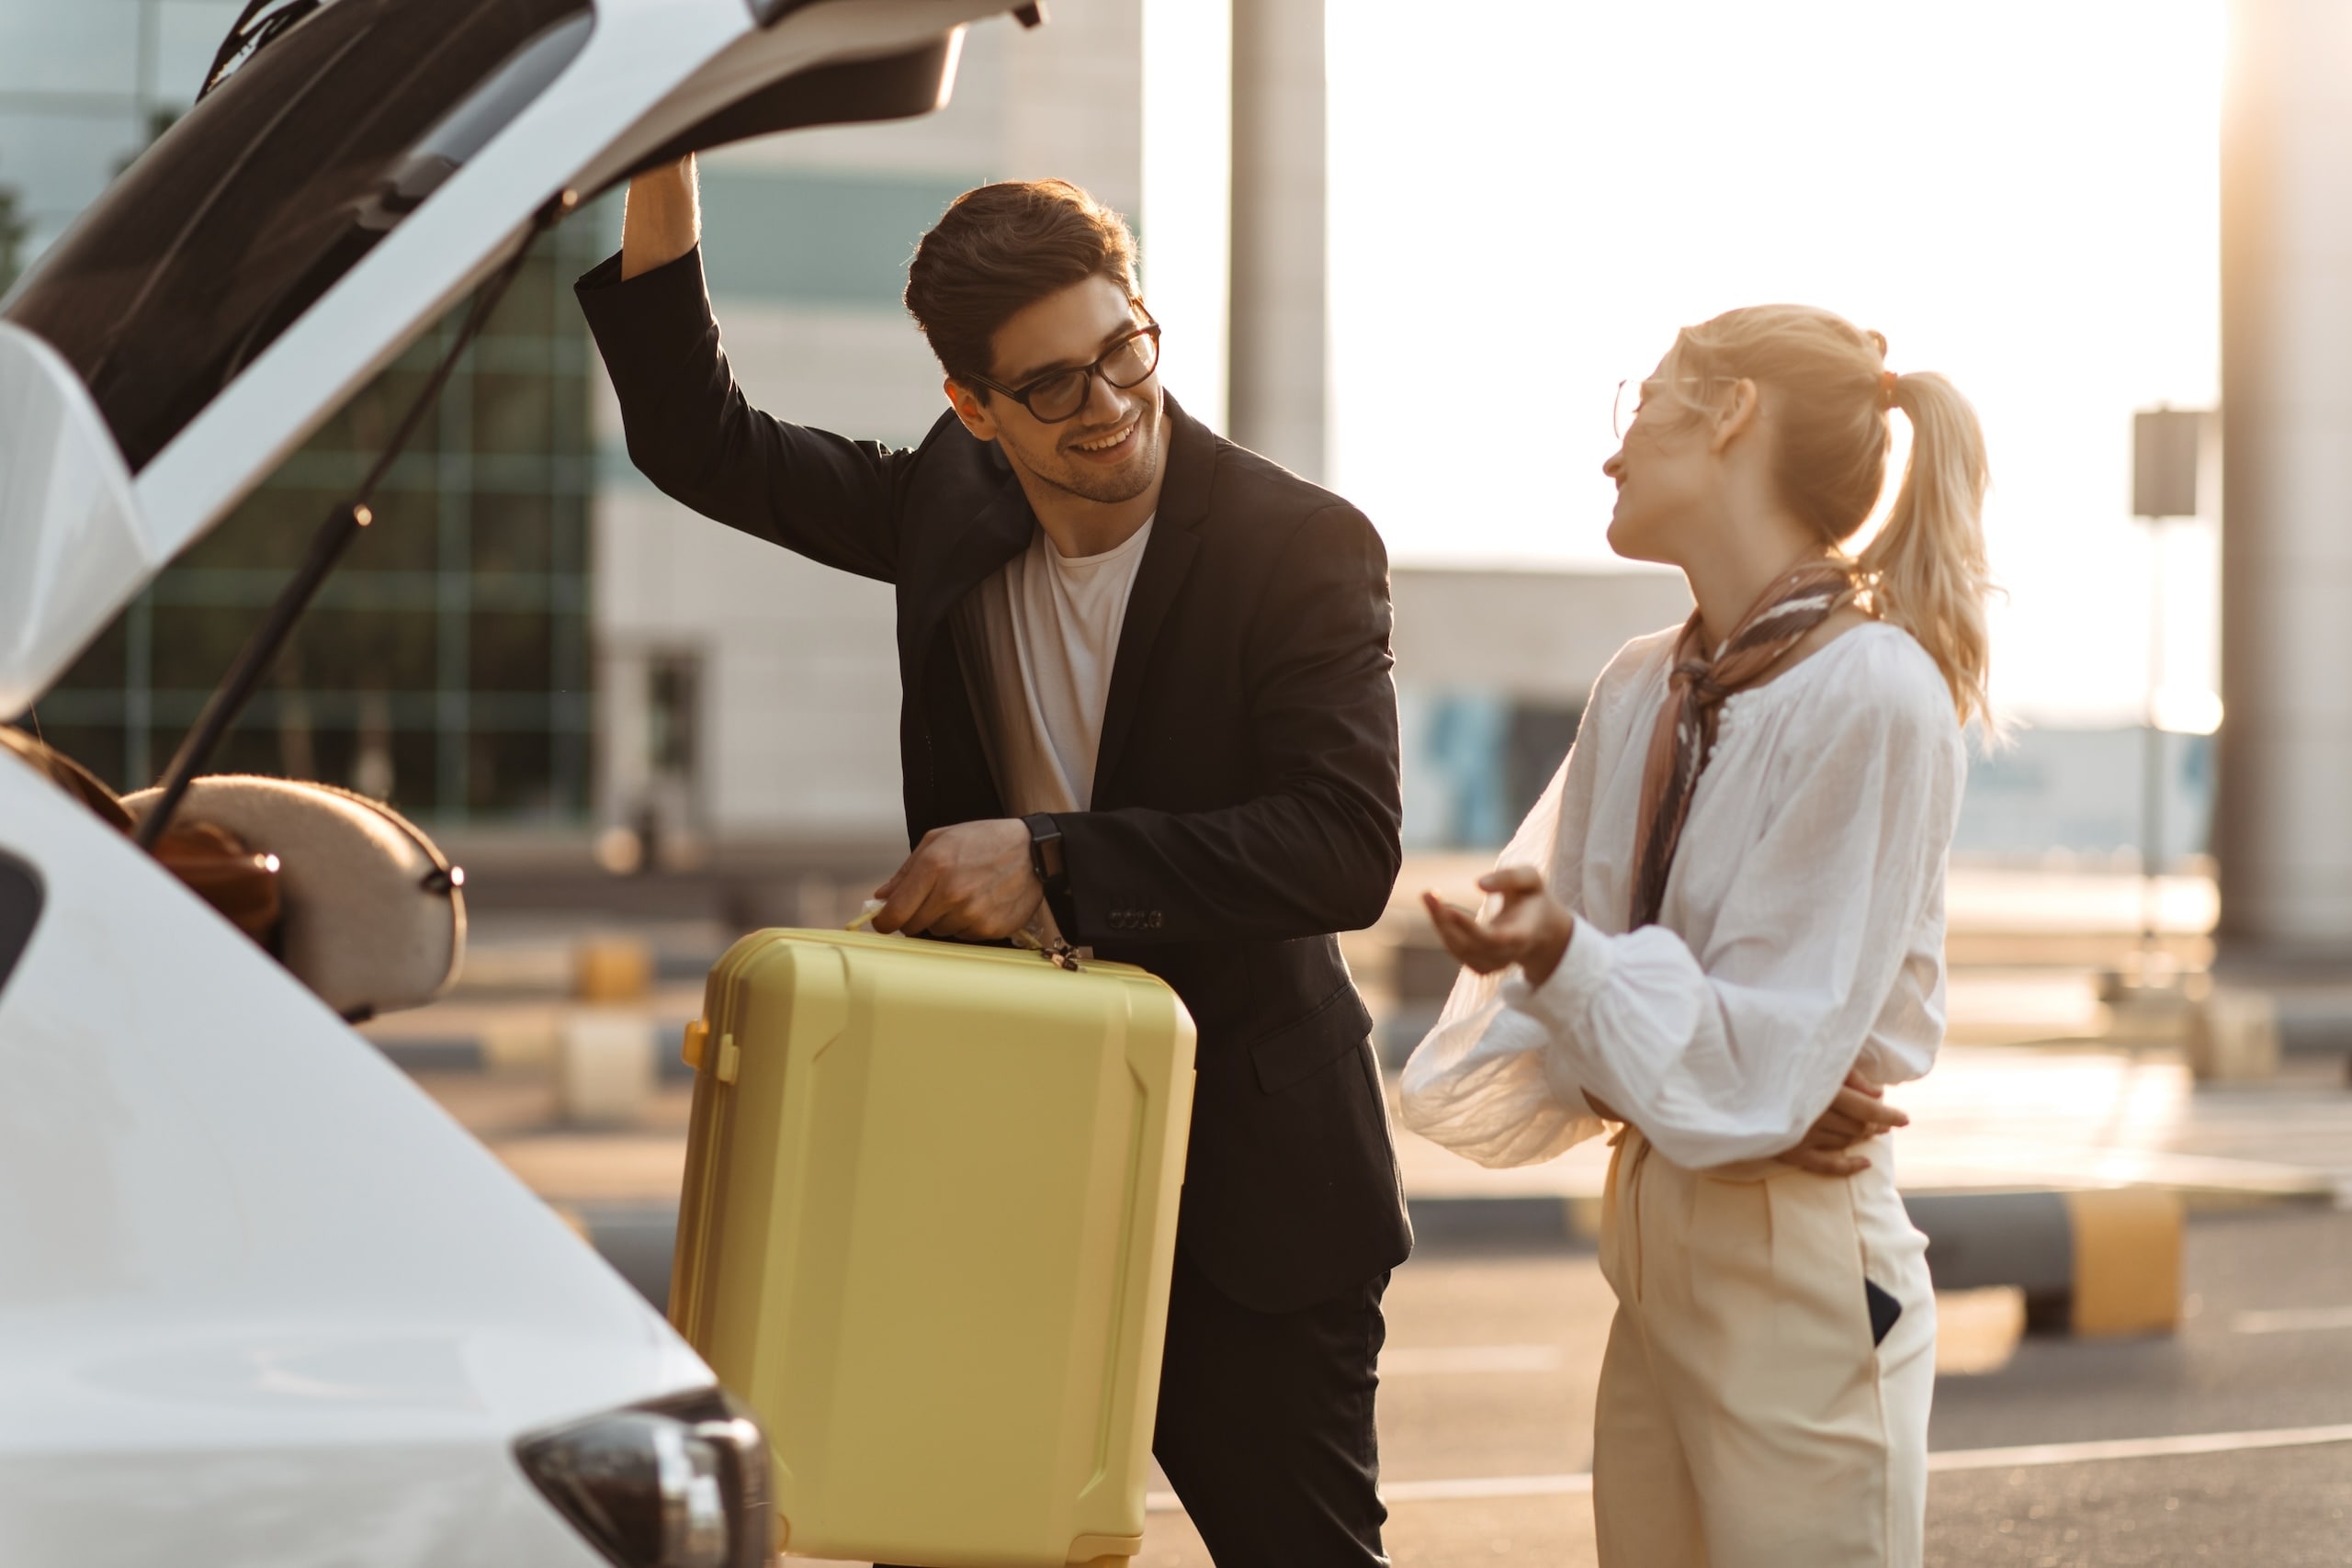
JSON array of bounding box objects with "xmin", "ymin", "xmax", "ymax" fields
[{"xmin": 1023, "ymin": 818, "xmax": 1066, "ymax": 882}]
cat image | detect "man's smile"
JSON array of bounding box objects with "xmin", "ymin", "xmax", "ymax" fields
[{"xmin": 1066, "ymin": 412, "xmax": 1142, "ymax": 460}]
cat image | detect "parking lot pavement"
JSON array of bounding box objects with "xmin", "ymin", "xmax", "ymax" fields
[
  {"xmin": 1929, "ymin": 1205, "xmax": 2352, "ymax": 1449},
  {"xmin": 364, "ymin": 877, "xmax": 2352, "ymax": 1563},
  {"xmin": 1143, "ymin": 1489, "xmax": 1600, "ymax": 1568},
  {"xmin": 1133, "ymin": 1205, "xmax": 2352, "ymax": 1567},
  {"xmin": 1146, "ymin": 1449, "xmax": 2352, "ymax": 1568},
  {"xmin": 1926, "ymin": 1444, "xmax": 2352, "ymax": 1568}
]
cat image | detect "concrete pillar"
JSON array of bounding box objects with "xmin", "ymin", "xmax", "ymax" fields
[
  {"xmin": 1227, "ymin": 0, "xmax": 1326, "ymax": 480},
  {"xmin": 1139, "ymin": 0, "xmax": 1230, "ymax": 427},
  {"xmin": 2214, "ymin": 0, "xmax": 2352, "ymax": 961}
]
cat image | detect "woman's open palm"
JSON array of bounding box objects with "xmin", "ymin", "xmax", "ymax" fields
[{"xmin": 1421, "ymin": 864, "xmax": 1575, "ymax": 984}]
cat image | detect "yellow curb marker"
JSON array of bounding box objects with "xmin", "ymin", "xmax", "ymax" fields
[
  {"xmin": 2065, "ymin": 1187, "xmax": 2184, "ymax": 1337},
  {"xmin": 574, "ymin": 937, "xmax": 652, "ymax": 1003}
]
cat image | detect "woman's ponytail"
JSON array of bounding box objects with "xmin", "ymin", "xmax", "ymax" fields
[
  {"xmin": 1664, "ymin": 305, "xmax": 1998, "ymax": 733},
  {"xmin": 1860, "ymin": 372, "xmax": 1996, "ymax": 729}
]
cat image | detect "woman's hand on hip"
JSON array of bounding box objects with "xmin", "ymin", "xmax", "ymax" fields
[
  {"xmin": 1421, "ymin": 865, "xmax": 1576, "ymax": 986},
  {"xmin": 1776, "ymin": 1066, "xmax": 1909, "ymax": 1177}
]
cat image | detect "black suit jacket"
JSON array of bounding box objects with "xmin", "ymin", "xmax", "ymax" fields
[{"xmin": 577, "ymin": 249, "xmax": 1412, "ymax": 1312}]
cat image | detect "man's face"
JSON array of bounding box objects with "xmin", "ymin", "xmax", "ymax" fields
[{"xmin": 950, "ymin": 274, "xmax": 1164, "ymax": 507}]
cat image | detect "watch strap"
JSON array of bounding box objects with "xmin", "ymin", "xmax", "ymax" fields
[{"xmin": 1021, "ymin": 812, "xmax": 1067, "ymax": 892}]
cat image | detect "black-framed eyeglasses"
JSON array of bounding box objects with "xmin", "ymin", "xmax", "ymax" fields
[{"xmin": 967, "ymin": 316, "xmax": 1162, "ymax": 424}]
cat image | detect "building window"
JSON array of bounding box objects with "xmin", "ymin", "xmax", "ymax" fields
[
  {"xmin": 647, "ymin": 653, "xmax": 701, "ymax": 784},
  {"xmin": 1402, "ymin": 690, "xmax": 1584, "ymax": 851}
]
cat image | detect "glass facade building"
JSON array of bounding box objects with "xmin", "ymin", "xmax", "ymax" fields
[{"xmin": 6, "ymin": 0, "xmax": 596, "ymax": 825}]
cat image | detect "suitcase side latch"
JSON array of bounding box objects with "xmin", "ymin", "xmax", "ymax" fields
[{"xmin": 681, "ymin": 1019, "xmax": 743, "ymax": 1082}]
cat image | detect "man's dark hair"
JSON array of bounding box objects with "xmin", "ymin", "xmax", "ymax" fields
[{"xmin": 904, "ymin": 178, "xmax": 1139, "ymax": 390}]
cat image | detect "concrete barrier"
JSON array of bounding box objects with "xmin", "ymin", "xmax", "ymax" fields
[
  {"xmin": 1404, "ymin": 1195, "xmax": 1589, "ymax": 1251},
  {"xmin": 1906, "ymin": 1188, "xmax": 2182, "ymax": 1337},
  {"xmin": 568, "ymin": 1201, "xmax": 681, "ymax": 1311},
  {"xmin": 368, "ymin": 1037, "xmax": 483, "ymax": 1073},
  {"xmin": 556, "ymin": 1009, "xmax": 657, "ymax": 1126},
  {"xmin": 481, "ymin": 1014, "xmax": 558, "ymax": 1073},
  {"xmin": 2188, "ymin": 987, "xmax": 2281, "ymax": 1081}
]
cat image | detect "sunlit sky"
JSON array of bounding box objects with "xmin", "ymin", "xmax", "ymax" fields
[{"xmin": 1322, "ymin": 0, "xmax": 2227, "ymax": 726}]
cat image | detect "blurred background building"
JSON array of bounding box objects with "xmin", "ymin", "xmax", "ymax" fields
[{"xmin": 0, "ymin": 0, "xmax": 2224, "ymax": 906}]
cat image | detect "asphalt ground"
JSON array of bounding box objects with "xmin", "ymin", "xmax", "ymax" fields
[
  {"xmin": 1122, "ymin": 1205, "xmax": 2352, "ymax": 1568},
  {"xmin": 387, "ymin": 877, "xmax": 2352, "ymax": 1564}
]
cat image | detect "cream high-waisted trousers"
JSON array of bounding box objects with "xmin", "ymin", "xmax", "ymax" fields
[{"xmin": 1591, "ymin": 1128, "xmax": 1936, "ymax": 1567}]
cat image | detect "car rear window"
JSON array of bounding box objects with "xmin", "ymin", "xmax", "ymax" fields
[{"xmin": 2, "ymin": 0, "xmax": 593, "ymax": 472}]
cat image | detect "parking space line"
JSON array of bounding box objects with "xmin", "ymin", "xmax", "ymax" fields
[
  {"xmin": 1142, "ymin": 1422, "xmax": 2352, "ymax": 1513},
  {"xmin": 1380, "ymin": 1474, "xmax": 1593, "ymax": 1502},
  {"xmin": 1924, "ymin": 1422, "xmax": 2352, "ymax": 1473},
  {"xmin": 2232, "ymin": 1305, "xmax": 2352, "ymax": 1335},
  {"xmin": 1380, "ymin": 1345, "xmax": 1565, "ymax": 1375},
  {"xmin": 1146, "ymin": 1474, "xmax": 1591, "ymax": 1512}
]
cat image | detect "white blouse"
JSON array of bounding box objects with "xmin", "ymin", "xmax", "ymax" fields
[{"xmin": 1399, "ymin": 620, "xmax": 1967, "ymax": 1171}]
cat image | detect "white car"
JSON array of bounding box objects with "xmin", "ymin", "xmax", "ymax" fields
[{"xmin": 0, "ymin": 3, "xmax": 1023, "ymax": 1563}]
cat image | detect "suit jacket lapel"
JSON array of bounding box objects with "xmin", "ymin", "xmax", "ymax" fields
[
  {"xmin": 1090, "ymin": 397, "xmax": 1213, "ymax": 806},
  {"xmin": 908, "ymin": 449, "xmax": 1035, "ymax": 667}
]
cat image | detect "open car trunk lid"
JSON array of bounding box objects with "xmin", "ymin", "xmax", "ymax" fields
[{"xmin": 0, "ymin": 0, "xmax": 1009, "ymax": 719}]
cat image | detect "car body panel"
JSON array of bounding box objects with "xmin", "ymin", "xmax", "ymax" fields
[
  {"xmin": 0, "ymin": 755, "xmax": 709, "ymax": 1562},
  {"xmin": 0, "ymin": 1444, "xmax": 608, "ymax": 1568},
  {"xmin": 0, "ymin": 325, "xmax": 155, "ymax": 719}
]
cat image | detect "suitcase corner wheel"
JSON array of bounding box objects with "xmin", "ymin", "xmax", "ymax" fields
[{"xmin": 671, "ymin": 929, "xmax": 1196, "ymax": 1568}]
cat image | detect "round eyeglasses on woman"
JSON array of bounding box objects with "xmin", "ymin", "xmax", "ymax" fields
[
  {"xmin": 966, "ymin": 316, "xmax": 1162, "ymax": 424},
  {"xmin": 1613, "ymin": 374, "xmax": 1737, "ymax": 439}
]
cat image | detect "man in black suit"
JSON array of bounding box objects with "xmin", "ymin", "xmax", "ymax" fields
[{"xmin": 578, "ymin": 163, "xmax": 1409, "ymax": 1566}]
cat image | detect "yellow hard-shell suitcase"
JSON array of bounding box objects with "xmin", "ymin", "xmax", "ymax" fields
[{"xmin": 671, "ymin": 928, "xmax": 1197, "ymax": 1568}]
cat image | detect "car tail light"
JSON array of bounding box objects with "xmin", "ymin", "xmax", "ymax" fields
[{"xmin": 515, "ymin": 1387, "xmax": 771, "ymax": 1568}]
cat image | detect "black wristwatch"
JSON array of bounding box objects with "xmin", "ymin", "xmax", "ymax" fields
[{"xmin": 1021, "ymin": 813, "xmax": 1068, "ymax": 897}]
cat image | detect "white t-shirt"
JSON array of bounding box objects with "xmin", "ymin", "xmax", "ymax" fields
[
  {"xmin": 957, "ymin": 516, "xmax": 1155, "ymax": 817},
  {"xmin": 1399, "ymin": 621, "xmax": 1967, "ymax": 1171}
]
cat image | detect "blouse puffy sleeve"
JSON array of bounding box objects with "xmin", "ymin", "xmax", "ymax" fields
[
  {"xmin": 1397, "ymin": 739, "xmax": 1611, "ymax": 1168},
  {"xmin": 1501, "ymin": 654, "xmax": 1964, "ymax": 1168}
]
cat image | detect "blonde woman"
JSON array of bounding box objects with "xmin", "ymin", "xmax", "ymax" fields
[{"xmin": 1400, "ymin": 305, "xmax": 1992, "ymax": 1567}]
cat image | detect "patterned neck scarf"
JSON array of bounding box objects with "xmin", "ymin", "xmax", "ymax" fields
[{"xmin": 1628, "ymin": 560, "xmax": 1860, "ymax": 929}]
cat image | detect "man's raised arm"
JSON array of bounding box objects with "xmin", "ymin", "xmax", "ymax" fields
[
  {"xmin": 578, "ymin": 154, "xmax": 908, "ymax": 583},
  {"xmin": 621, "ymin": 155, "xmax": 702, "ymax": 279}
]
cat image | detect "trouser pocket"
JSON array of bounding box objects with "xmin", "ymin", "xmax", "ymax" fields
[
  {"xmin": 1865, "ymin": 1278, "xmax": 1903, "ymax": 1347},
  {"xmin": 1854, "ymin": 1168, "xmax": 1936, "ymax": 1377}
]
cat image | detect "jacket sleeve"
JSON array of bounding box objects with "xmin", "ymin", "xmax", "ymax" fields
[
  {"xmin": 1049, "ymin": 503, "xmax": 1404, "ymax": 944},
  {"xmin": 575, "ymin": 246, "xmax": 906, "ymax": 582}
]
